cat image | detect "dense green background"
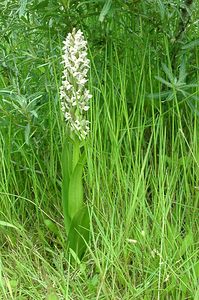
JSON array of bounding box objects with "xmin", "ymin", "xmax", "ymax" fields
[{"xmin": 0, "ymin": 1, "xmax": 199, "ymax": 299}]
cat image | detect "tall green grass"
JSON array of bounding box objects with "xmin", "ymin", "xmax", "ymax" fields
[{"xmin": 0, "ymin": 4, "xmax": 199, "ymax": 299}]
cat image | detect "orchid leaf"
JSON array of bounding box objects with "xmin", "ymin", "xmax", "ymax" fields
[
  {"xmin": 68, "ymin": 152, "xmax": 86, "ymax": 220},
  {"xmin": 68, "ymin": 205, "xmax": 90, "ymax": 259},
  {"xmin": 62, "ymin": 139, "xmax": 73, "ymax": 233}
]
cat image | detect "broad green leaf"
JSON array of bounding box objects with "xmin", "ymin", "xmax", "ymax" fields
[
  {"xmin": 68, "ymin": 205, "xmax": 90, "ymax": 259},
  {"xmin": 62, "ymin": 139, "xmax": 73, "ymax": 233},
  {"xmin": 68, "ymin": 152, "xmax": 86, "ymax": 220}
]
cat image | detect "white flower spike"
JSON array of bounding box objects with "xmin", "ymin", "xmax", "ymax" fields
[{"xmin": 60, "ymin": 28, "xmax": 92, "ymax": 140}]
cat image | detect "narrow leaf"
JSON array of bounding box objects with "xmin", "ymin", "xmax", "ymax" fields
[
  {"xmin": 182, "ymin": 39, "xmax": 199, "ymax": 50},
  {"xmin": 0, "ymin": 221, "xmax": 19, "ymax": 230},
  {"xmin": 178, "ymin": 232, "xmax": 194, "ymax": 258},
  {"xmin": 99, "ymin": 0, "xmax": 112, "ymax": 22},
  {"xmin": 147, "ymin": 91, "xmax": 172, "ymax": 99},
  {"xmin": 155, "ymin": 76, "xmax": 173, "ymax": 88},
  {"xmin": 178, "ymin": 58, "xmax": 187, "ymax": 83},
  {"xmin": 0, "ymin": 89, "xmax": 13, "ymax": 95},
  {"xmin": 59, "ymin": 0, "xmax": 68, "ymax": 9},
  {"xmin": 187, "ymin": 100, "xmax": 199, "ymax": 116},
  {"xmin": 19, "ymin": 0, "xmax": 28, "ymax": 17},
  {"xmin": 162, "ymin": 63, "xmax": 174, "ymax": 83},
  {"xmin": 25, "ymin": 123, "xmax": 31, "ymax": 145}
]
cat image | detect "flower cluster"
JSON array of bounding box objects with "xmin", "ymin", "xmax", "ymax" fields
[{"xmin": 60, "ymin": 28, "xmax": 92, "ymax": 140}]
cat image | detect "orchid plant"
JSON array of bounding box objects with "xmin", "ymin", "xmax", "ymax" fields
[{"xmin": 60, "ymin": 28, "xmax": 92, "ymax": 259}]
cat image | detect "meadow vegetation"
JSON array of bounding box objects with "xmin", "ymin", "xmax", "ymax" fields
[{"xmin": 0, "ymin": 1, "xmax": 199, "ymax": 299}]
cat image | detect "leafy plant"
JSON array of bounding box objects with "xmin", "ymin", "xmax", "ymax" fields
[{"xmin": 149, "ymin": 59, "xmax": 199, "ymax": 114}]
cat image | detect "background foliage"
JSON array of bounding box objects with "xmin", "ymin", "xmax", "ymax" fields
[{"xmin": 0, "ymin": 0, "xmax": 199, "ymax": 299}]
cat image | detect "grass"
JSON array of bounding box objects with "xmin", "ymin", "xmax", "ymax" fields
[{"xmin": 0, "ymin": 2, "xmax": 199, "ymax": 299}]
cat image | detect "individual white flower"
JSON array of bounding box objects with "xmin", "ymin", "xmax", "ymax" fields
[{"xmin": 60, "ymin": 28, "xmax": 92, "ymax": 140}]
